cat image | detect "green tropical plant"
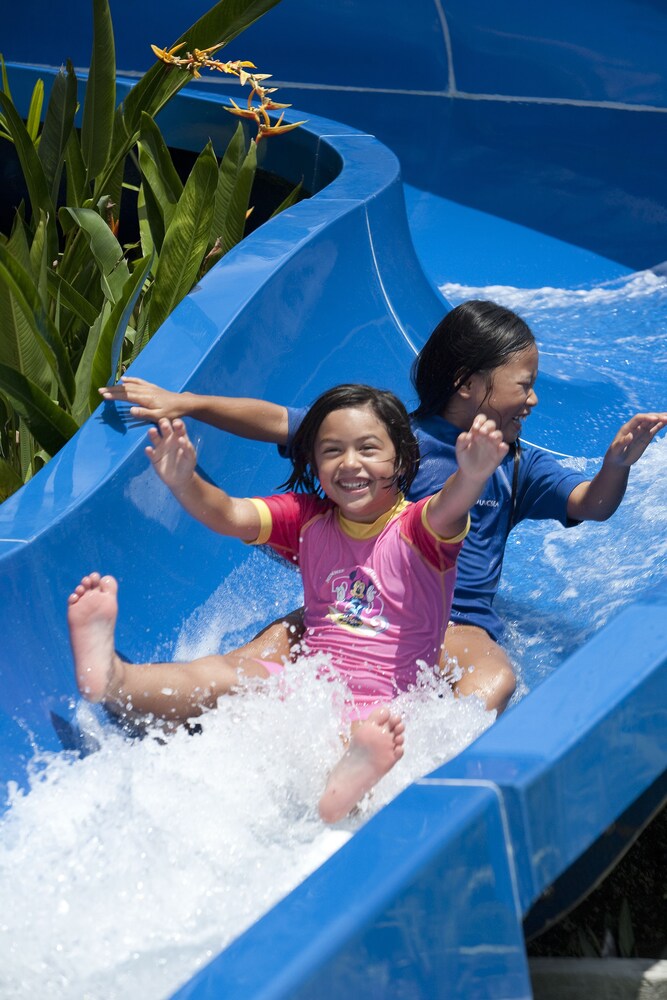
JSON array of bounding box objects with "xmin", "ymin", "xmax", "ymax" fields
[{"xmin": 0, "ymin": 0, "xmax": 305, "ymax": 502}]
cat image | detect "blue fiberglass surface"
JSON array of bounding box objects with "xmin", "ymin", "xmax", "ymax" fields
[{"xmin": 1, "ymin": 3, "xmax": 666, "ymax": 998}]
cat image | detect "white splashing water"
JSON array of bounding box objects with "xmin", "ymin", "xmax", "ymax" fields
[
  {"xmin": 442, "ymin": 266, "xmax": 667, "ymax": 410},
  {"xmin": 0, "ymin": 657, "xmax": 492, "ymax": 999}
]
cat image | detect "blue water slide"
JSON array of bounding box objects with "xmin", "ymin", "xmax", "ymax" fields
[{"xmin": 2, "ymin": 3, "xmax": 666, "ymax": 998}]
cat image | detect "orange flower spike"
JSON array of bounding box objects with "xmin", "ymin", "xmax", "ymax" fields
[
  {"xmin": 192, "ymin": 48, "xmax": 211, "ymax": 64},
  {"xmin": 225, "ymin": 98, "xmax": 261, "ymax": 123},
  {"xmin": 246, "ymin": 86, "xmax": 260, "ymax": 110},
  {"xmin": 262, "ymin": 115, "xmax": 307, "ymax": 138},
  {"xmin": 193, "ymin": 43, "xmax": 226, "ymax": 58},
  {"xmin": 208, "ymin": 59, "xmax": 233, "ymax": 74},
  {"xmin": 264, "ymin": 100, "xmax": 292, "ymax": 111},
  {"xmin": 151, "ymin": 42, "xmax": 187, "ymax": 65},
  {"xmin": 185, "ymin": 55, "xmax": 204, "ymax": 79}
]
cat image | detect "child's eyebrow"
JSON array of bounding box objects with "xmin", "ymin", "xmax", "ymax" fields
[{"xmin": 317, "ymin": 434, "xmax": 384, "ymax": 447}]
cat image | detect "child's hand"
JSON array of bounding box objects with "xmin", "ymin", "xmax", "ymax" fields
[
  {"xmin": 604, "ymin": 412, "xmax": 667, "ymax": 467},
  {"xmin": 100, "ymin": 376, "xmax": 183, "ymax": 422},
  {"xmin": 456, "ymin": 414, "xmax": 509, "ymax": 480},
  {"xmin": 146, "ymin": 418, "xmax": 197, "ymax": 493}
]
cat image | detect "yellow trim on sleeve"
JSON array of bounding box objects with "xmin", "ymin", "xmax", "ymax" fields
[
  {"xmin": 247, "ymin": 497, "xmax": 273, "ymax": 545},
  {"xmin": 421, "ymin": 499, "xmax": 471, "ymax": 544}
]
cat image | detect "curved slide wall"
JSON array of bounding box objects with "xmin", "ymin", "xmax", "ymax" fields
[{"xmin": 2, "ymin": 3, "xmax": 667, "ymax": 998}]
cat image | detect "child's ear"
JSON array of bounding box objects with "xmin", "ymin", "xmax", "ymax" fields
[{"xmin": 457, "ymin": 372, "xmax": 484, "ymax": 401}]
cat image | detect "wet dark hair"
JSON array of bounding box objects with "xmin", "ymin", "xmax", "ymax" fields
[
  {"xmin": 282, "ymin": 384, "xmax": 419, "ymax": 497},
  {"xmin": 411, "ymin": 299, "xmax": 536, "ymax": 419}
]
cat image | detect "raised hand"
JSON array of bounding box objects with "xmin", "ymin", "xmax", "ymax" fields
[
  {"xmin": 100, "ymin": 377, "xmax": 183, "ymax": 421},
  {"xmin": 145, "ymin": 418, "xmax": 197, "ymax": 494},
  {"xmin": 605, "ymin": 412, "xmax": 667, "ymax": 467},
  {"xmin": 456, "ymin": 414, "xmax": 509, "ymax": 480}
]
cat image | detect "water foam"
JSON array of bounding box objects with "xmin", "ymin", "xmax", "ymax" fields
[
  {"xmin": 441, "ymin": 267, "xmax": 667, "ymax": 409},
  {"xmin": 0, "ymin": 659, "xmax": 492, "ymax": 999}
]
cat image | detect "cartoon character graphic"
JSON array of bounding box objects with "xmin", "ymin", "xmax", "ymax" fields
[{"xmin": 327, "ymin": 569, "xmax": 388, "ymax": 636}]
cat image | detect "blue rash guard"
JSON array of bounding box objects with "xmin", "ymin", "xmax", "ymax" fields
[{"xmin": 285, "ymin": 407, "xmax": 588, "ymax": 641}]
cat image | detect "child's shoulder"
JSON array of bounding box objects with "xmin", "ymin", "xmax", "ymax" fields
[{"xmin": 267, "ymin": 491, "xmax": 333, "ymax": 516}]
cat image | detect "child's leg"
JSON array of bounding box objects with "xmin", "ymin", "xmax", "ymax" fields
[
  {"xmin": 216, "ymin": 607, "xmax": 305, "ymax": 673},
  {"xmin": 68, "ymin": 573, "xmax": 272, "ymax": 724},
  {"xmin": 318, "ymin": 707, "xmax": 405, "ymax": 824},
  {"xmin": 443, "ymin": 624, "xmax": 516, "ymax": 714}
]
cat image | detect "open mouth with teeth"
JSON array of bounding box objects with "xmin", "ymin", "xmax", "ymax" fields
[{"xmin": 336, "ymin": 479, "xmax": 371, "ymax": 491}]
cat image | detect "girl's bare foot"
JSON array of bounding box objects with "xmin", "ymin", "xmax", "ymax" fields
[
  {"xmin": 318, "ymin": 707, "xmax": 405, "ymax": 824},
  {"xmin": 67, "ymin": 573, "xmax": 124, "ymax": 703}
]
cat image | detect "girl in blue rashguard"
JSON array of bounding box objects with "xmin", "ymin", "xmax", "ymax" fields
[{"xmin": 100, "ymin": 300, "xmax": 667, "ymax": 714}]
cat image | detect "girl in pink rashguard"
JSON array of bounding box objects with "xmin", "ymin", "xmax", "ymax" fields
[
  {"xmin": 250, "ymin": 490, "xmax": 467, "ymax": 721},
  {"xmin": 67, "ymin": 384, "xmax": 507, "ymax": 822}
]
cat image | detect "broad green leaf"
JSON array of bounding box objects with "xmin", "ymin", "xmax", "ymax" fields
[
  {"xmin": 82, "ymin": 0, "xmax": 116, "ymax": 184},
  {"xmin": 38, "ymin": 61, "xmax": 78, "ymax": 205},
  {"xmin": 57, "ymin": 254, "xmax": 106, "ymax": 351},
  {"xmin": 3, "ymin": 218, "xmax": 47, "ymax": 389},
  {"xmin": 72, "ymin": 308, "xmax": 106, "ymax": 424},
  {"xmin": 0, "ymin": 243, "xmax": 75, "ymax": 405},
  {"xmin": 29, "ymin": 211, "xmax": 49, "ymax": 309},
  {"xmin": 89, "ymin": 252, "xmax": 153, "ymax": 410},
  {"xmin": 0, "ymin": 457, "xmax": 23, "ymax": 503},
  {"xmin": 0, "ymin": 91, "xmax": 57, "ymax": 261},
  {"xmin": 26, "ymin": 78, "xmax": 44, "ymax": 145},
  {"xmin": 47, "ymin": 269, "xmax": 100, "ymax": 328},
  {"xmin": 18, "ymin": 415, "xmax": 33, "ymax": 479},
  {"xmin": 24, "ymin": 447, "xmax": 51, "ymax": 484},
  {"xmin": 128, "ymin": 288, "xmax": 152, "ymax": 364},
  {"xmin": 138, "ymin": 112, "xmax": 183, "ymax": 231},
  {"xmin": 209, "ymin": 122, "xmax": 245, "ymax": 251},
  {"xmin": 7, "ymin": 212, "xmax": 31, "ymax": 271},
  {"xmin": 64, "ymin": 127, "xmax": 89, "ymax": 208},
  {"xmin": 0, "ymin": 363, "xmax": 79, "ymax": 456},
  {"xmin": 221, "ymin": 138, "xmax": 257, "ymax": 255},
  {"xmin": 101, "ymin": 107, "xmax": 127, "ymax": 218},
  {"xmin": 270, "ymin": 178, "xmax": 304, "ymax": 219},
  {"xmin": 0, "ymin": 54, "xmax": 12, "ymax": 102},
  {"xmin": 60, "ymin": 206, "xmax": 129, "ymax": 304},
  {"xmin": 147, "ymin": 142, "xmax": 218, "ymax": 336},
  {"xmin": 0, "ymin": 249, "xmax": 46, "ymax": 384},
  {"xmin": 138, "ymin": 177, "xmax": 166, "ymax": 256},
  {"xmin": 136, "ymin": 182, "xmax": 157, "ymax": 261}
]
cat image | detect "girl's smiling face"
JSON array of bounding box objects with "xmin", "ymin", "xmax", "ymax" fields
[
  {"xmin": 314, "ymin": 406, "xmax": 400, "ymax": 523},
  {"xmin": 467, "ymin": 344, "xmax": 539, "ymax": 443}
]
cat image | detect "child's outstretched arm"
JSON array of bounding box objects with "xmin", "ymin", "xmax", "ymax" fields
[
  {"xmin": 100, "ymin": 376, "xmax": 289, "ymax": 445},
  {"xmin": 426, "ymin": 414, "xmax": 509, "ymax": 537},
  {"xmin": 567, "ymin": 411, "xmax": 667, "ymax": 522},
  {"xmin": 146, "ymin": 418, "xmax": 261, "ymax": 541}
]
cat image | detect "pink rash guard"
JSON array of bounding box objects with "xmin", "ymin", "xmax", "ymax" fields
[{"xmin": 249, "ymin": 493, "xmax": 468, "ymax": 719}]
